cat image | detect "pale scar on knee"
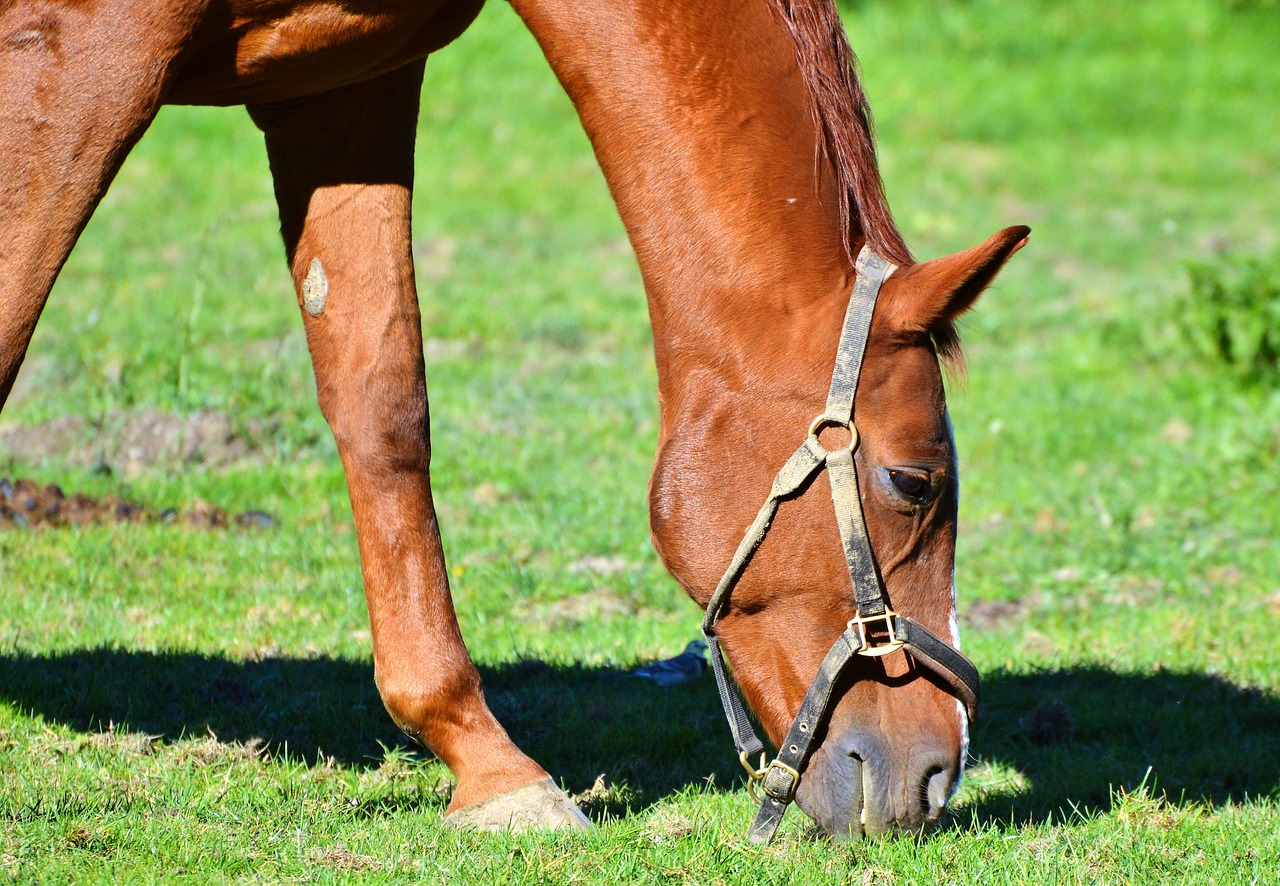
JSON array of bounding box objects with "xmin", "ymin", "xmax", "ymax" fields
[{"xmin": 302, "ymin": 258, "xmax": 329, "ymax": 316}]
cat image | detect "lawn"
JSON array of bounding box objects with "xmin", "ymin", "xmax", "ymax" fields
[{"xmin": 2, "ymin": 0, "xmax": 1279, "ymax": 882}]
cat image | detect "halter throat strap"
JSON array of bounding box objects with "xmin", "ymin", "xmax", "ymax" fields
[{"xmin": 699, "ymin": 246, "xmax": 981, "ymax": 845}]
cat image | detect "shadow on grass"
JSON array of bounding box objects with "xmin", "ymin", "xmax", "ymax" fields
[
  {"xmin": 0, "ymin": 648, "xmax": 738, "ymax": 807},
  {"xmin": 959, "ymin": 666, "xmax": 1280, "ymax": 826},
  {"xmin": 0, "ymin": 650, "xmax": 1276, "ymax": 818}
]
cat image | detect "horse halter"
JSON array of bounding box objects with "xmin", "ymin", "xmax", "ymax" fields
[{"xmin": 700, "ymin": 245, "xmax": 981, "ymax": 844}]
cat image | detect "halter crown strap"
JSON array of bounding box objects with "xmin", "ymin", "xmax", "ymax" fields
[{"xmin": 699, "ymin": 246, "xmax": 981, "ymax": 845}]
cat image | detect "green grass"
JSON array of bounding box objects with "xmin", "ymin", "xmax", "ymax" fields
[{"xmin": 3, "ymin": 0, "xmax": 1280, "ymax": 881}]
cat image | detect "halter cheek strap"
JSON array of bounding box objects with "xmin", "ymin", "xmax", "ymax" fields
[{"xmin": 699, "ymin": 246, "xmax": 981, "ymax": 844}]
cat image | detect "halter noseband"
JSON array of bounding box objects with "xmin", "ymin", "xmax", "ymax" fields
[{"xmin": 700, "ymin": 245, "xmax": 981, "ymax": 844}]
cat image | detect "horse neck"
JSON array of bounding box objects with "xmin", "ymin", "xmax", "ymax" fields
[{"xmin": 512, "ymin": 0, "xmax": 857, "ymax": 420}]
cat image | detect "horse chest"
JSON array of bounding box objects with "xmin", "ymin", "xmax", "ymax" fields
[{"xmin": 169, "ymin": 0, "xmax": 482, "ymax": 105}]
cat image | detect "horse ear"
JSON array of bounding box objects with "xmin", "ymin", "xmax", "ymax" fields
[{"xmin": 881, "ymin": 225, "xmax": 1030, "ymax": 334}]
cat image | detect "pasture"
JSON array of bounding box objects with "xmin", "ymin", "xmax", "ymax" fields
[{"xmin": 2, "ymin": 0, "xmax": 1279, "ymax": 880}]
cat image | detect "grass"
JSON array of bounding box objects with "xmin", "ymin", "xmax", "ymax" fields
[{"xmin": 2, "ymin": 0, "xmax": 1280, "ymax": 881}]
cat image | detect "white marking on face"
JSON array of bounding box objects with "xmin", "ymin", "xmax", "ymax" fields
[
  {"xmin": 944, "ymin": 410, "xmax": 969, "ymax": 782},
  {"xmin": 951, "ymin": 579, "xmax": 969, "ymax": 778}
]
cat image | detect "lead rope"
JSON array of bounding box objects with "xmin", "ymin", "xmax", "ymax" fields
[{"xmin": 700, "ymin": 246, "xmax": 981, "ymax": 844}]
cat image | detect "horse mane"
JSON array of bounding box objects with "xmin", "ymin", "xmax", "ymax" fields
[
  {"xmin": 770, "ymin": 0, "xmax": 967, "ymax": 366},
  {"xmin": 768, "ymin": 0, "xmax": 911, "ymax": 268}
]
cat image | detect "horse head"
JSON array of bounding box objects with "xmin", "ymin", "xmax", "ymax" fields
[
  {"xmin": 787, "ymin": 226, "xmax": 1030, "ymax": 837},
  {"xmin": 650, "ymin": 226, "xmax": 1028, "ymax": 839}
]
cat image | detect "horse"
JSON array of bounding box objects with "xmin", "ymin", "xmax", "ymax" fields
[{"xmin": 0, "ymin": 0, "xmax": 1028, "ymax": 839}]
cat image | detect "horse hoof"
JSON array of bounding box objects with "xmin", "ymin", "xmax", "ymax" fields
[{"xmin": 445, "ymin": 777, "xmax": 593, "ymax": 832}]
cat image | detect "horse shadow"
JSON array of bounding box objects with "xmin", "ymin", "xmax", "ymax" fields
[
  {"xmin": 954, "ymin": 665, "xmax": 1280, "ymax": 826},
  {"xmin": 0, "ymin": 647, "xmax": 741, "ymax": 811},
  {"xmin": 0, "ymin": 648, "xmax": 1275, "ymax": 822}
]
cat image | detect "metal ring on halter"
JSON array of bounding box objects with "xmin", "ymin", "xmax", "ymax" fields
[
  {"xmin": 807, "ymin": 414, "xmax": 859, "ymax": 452},
  {"xmin": 739, "ymin": 750, "xmax": 767, "ymax": 800}
]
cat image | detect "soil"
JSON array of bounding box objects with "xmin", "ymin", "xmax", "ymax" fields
[
  {"xmin": 963, "ymin": 597, "xmax": 1033, "ymax": 631},
  {"xmin": 515, "ymin": 590, "xmax": 638, "ymax": 630},
  {"xmin": 0, "ymin": 408, "xmax": 269, "ymax": 476},
  {"xmin": 0, "ymin": 476, "xmax": 275, "ymax": 531}
]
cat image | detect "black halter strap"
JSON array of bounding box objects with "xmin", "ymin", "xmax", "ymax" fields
[{"xmin": 699, "ymin": 246, "xmax": 981, "ymax": 844}]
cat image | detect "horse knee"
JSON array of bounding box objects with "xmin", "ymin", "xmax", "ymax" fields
[
  {"xmin": 374, "ymin": 660, "xmax": 481, "ymax": 744},
  {"xmin": 376, "ymin": 674, "xmax": 432, "ymax": 741},
  {"xmin": 317, "ymin": 367, "xmax": 431, "ymax": 474}
]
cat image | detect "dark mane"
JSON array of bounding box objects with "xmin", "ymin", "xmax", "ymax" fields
[
  {"xmin": 768, "ymin": 0, "xmax": 911, "ymax": 268},
  {"xmin": 770, "ymin": 0, "xmax": 974, "ymax": 366}
]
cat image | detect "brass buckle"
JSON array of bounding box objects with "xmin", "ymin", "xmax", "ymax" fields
[
  {"xmin": 761, "ymin": 759, "xmax": 801, "ymax": 804},
  {"xmin": 742, "ymin": 753, "xmax": 801, "ymax": 804},
  {"xmin": 849, "ymin": 609, "xmax": 905, "ymax": 657}
]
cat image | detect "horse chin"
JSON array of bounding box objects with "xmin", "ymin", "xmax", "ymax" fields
[{"xmin": 793, "ymin": 742, "xmax": 866, "ymax": 841}]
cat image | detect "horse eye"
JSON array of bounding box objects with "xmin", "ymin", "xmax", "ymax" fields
[{"xmin": 888, "ymin": 470, "xmax": 930, "ymax": 500}]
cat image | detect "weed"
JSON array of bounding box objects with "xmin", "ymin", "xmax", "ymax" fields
[{"xmin": 1174, "ymin": 250, "xmax": 1280, "ymax": 386}]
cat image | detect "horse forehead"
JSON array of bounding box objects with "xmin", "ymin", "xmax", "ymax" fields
[{"xmin": 858, "ymin": 342, "xmax": 948, "ymax": 429}]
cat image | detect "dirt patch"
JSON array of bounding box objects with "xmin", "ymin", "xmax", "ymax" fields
[
  {"xmin": 172, "ymin": 733, "xmax": 268, "ymax": 767},
  {"xmin": 87, "ymin": 726, "xmax": 161, "ymax": 758},
  {"xmin": 0, "ymin": 415, "xmax": 89, "ymax": 458},
  {"xmin": 573, "ymin": 774, "xmax": 636, "ymax": 823},
  {"xmin": 412, "ymin": 236, "xmax": 456, "ymax": 284},
  {"xmin": 0, "ymin": 408, "xmax": 270, "ymax": 475},
  {"xmin": 0, "ymin": 476, "xmax": 276, "ymax": 530},
  {"xmin": 1159, "ymin": 417, "xmax": 1195, "ymax": 445},
  {"xmin": 308, "ymin": 848, "xmax": 384, "ymax": 873},
  {"xmin": 516, "ymin": 590, "xmax": 636, "ymax": 628},
  {"xmin": 567, "ymin": 555, "xmax": 631, "ymax": 576},
  {"xmin": 963, "ymin": 597, "xmax": 1033, "ymax": 631},
  {"xmin": 643, "ymin": 807, "xmax": 695, "ymax": 842}
]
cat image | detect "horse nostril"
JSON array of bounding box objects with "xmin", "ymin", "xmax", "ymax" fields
[{"xmin": 922, "ymin": 763, "xmax": 957, "ymax": 818}]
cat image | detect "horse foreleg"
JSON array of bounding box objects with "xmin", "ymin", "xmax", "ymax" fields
[
  {"xmin": 248, "ymin": 61, "xmax": 589, "ymax": 831},
  {"xmin": 0, "ymin": 2, "xmax": 197, "ymax": 407}
]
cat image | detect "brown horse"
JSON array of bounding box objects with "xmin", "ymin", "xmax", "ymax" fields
[{"xmin": 0, "ymin": 0, "xmax": 1027, "ymax": 838}]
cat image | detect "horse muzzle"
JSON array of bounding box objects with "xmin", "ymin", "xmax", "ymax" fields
[{"xmin": 795, "ymin": 730, "xmax": 961, "ymax": 839}]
